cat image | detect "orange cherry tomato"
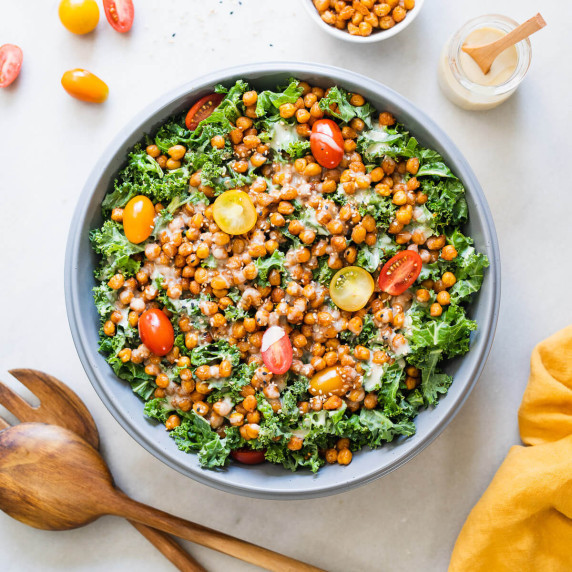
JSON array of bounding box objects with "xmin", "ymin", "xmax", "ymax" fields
[
  {"xmin": 138, "ymin": 309, "xmax": 175, "ymax": 357},
  {"xmin": 261, "ymin": 326, "xmax": 293, "ymax": 375},
  {"xmin": 58, "ymin": 0, "xmax": 99, "ymax": 35},
  {"xmin": 378, "ymin": 250, "xmax": 423, "ymax": 296},
  {"xmin": 309, "ymin": 366, "xmax": 351, "ymax": 397},
  {"xmin": 103, "ymin": 0, "xmax": 134, "ymax": 33},
  {"xmin": 0, "ymin": 44, "xmax": 23, "ymax": 88},
  {"xmin": 61, "ymin": 69, "xmax": 109, "ymax": 103},
  {"xmin": 230, "ymin": 449, "xmax": 266, "ymax": 464},
  {"xmin": 123, "ymin": 195, "xmax": 155, "ymax": 244},
  {"xmin": 185, "ymin": 93, "xmax": 224, "ymax": 131},
  {"xmin": 310, "ymin": 119, "xmax": 344, "ymax": 169}
]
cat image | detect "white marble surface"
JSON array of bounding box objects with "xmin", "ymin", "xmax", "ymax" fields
[{"xmin": 0, "ymin": 1, "xmax": 570, "ymax": 570}]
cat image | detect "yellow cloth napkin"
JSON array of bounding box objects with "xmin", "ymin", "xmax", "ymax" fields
[{"xmin": 449, "ymin": 325, "xmax": 572, "ymax": 572}]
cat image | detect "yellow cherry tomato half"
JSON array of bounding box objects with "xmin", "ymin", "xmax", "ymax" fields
[
  {"xmin": 59, "ymin": 0, "xmax": 100, "ymax": 35},
  {"xmin": 213, "ymin": 190, "xmax": 257, "ymax": 235},
  {"xmin": 329, "ymin": 266, "xmax": 375, "ymax": 312},
  {"xmin": 309, "ymin": 366, "xmax": 351, "ymax": 397},
  {"xmin": 61, "ymin": 69, "xmax": 108, "ymax": 103},
  {"xmin": 123, "ymin": 195, "xmax": 155, "ymax": 244}
]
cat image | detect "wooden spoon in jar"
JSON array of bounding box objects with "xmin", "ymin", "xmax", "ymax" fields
[
  {"xmin": 0, "ymin": 423, "xmax": 324, "ymax": 572},
  {"xmin": 462, "ymin": 13, "xmax": 546, "ymax": 75}
]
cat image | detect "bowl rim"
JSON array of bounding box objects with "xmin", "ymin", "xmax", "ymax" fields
[
  {"xmin": 65, "ymin": 61, "xmax": 501, "ymax": 500},
  {"xmin": 301, "ymin": 0, "xmax": 426, "ymax": 43}
]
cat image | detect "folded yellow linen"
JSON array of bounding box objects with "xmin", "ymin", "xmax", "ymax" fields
[{"xmin": 449, "ymin": 325, "xmax": 572, "ymax": 572}]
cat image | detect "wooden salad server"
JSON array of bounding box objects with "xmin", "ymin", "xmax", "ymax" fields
[
  {"xmin": 0, "ymin": 368, "xmax": 205, "ymax": 571},
  {"xmin": 0, "ymin": 422, "xmax": 324, "ymax": 572}
]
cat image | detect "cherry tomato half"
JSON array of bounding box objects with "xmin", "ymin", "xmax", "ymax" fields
[
  {"xmin": 261, "ymin": 326, "xmax": 293, "ymax": 375},
  {"xmin": 310, "ymin": 119, "xmax": 344, "ymax": 169},
  {"xmin": 61, "ymin": 69, "xmax": 109, "ymax": 103},
  {"xmin": 185, "ymin": 93, "xmax": 224, "ymax": 131},
  {"xmin": 230, "ymin": 449, "xmax": 266, "ymax": 465},
  {"xmin": 309, "ymin": 366, "xmax": 351, "ymax": 397},
  {"xmin": 138, "ymin": 309, "xmax": 174, "ymax": 357},
  {"xmin": 58, "ymin": 0, "xmax": 99, "ymax": 35},
  {"xmin": 0, "ymin": 44, "xmax": 23, "ymax": 88},
  {"xmin": 123, "ymin": 195, "xmax": 155, "ymax": 244},
  {"xmin": 213, "ymin": 190, "xmax": 257, "ymax": 235},
  {"xmin": 378, "ymin": 250, "xmax": 423, "ymax": 296},
  {"xmin": 330, "ymin": 266, "xmax": 374, "ymax": 312},
  {"xmin": 102, "ymin": 0, "xmax": 134, "ymax": 33}
]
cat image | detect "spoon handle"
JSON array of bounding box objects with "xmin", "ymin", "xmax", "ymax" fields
[
  {"xmin": 128, "ymin": 520, "xmax": 207, "ymax": 572},
  {"xmin": 111, "ymin": 492, "xmax": 324, "ymax": 572}
]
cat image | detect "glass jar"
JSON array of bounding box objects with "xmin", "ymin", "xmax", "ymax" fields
[{"xmin": 438, "ymin": 14, "xmax": 532, "ymax": 111}]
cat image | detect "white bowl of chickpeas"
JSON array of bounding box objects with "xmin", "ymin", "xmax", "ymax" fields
[
  {"xmin": 303, "ymin": 0, "xmax": 424, "ymax": 42},
  {"xmin": 66, "ymin": 62, "xmax": 499, "ymax": 499}
]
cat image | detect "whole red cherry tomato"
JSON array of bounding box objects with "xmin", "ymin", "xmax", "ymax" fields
[
  {"xmin": 310, "ymin": 119, "xmax": 344, "ymax": 169},
  {"xmin": 138, "ymin": 309, "xmax": 174, "ymax": 357},
  {"xmin": 0, "ymin": 44, "xmax": 23, "ymax": 88},
  {"xmin": 378, "ymin": 250, "xmax": 423, "ymax": 296},
  {"xmin": 261, "ymin": 326, "xmax": 293, "ymax": 375},
  {"xmin": 231, "ymin": 449, "xmax": 266, "ymax": 464},
  {"xmin": 102, "ymin": 0, "xmax": 134, "ymax": 33},
  {"xmin": 185, "ymin": 93, "xmax": 224, "ymax": 131}
]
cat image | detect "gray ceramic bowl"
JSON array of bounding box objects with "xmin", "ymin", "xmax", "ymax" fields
[{"xmin": 65, "ymin": 62, "xmax": 500, "ymax": 500}]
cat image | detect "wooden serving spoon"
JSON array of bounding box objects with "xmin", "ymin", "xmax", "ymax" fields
[
  {"xmin": 0, "ymin": 423, "xmax": 323, "ymax": 572},
  {"xmin": 462, "ymin": 13, "xmax": 546, "ymax": 74},
  {"xmin": 0, "ymin": 369, "xmax": 205, "ymax": 572}
]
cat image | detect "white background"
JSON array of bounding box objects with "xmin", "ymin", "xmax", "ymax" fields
[{"xmin": 1, "ymin": 1, "xmax": 570, "ymax": 570}]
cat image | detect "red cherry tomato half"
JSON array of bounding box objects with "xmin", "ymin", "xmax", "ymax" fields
[
  {"xmin": 102, "ymin": 0, "xmax": 134, "ymax": 33},
  {"xmin": 138, "ymin": 309, "xmax": 174, "ymax": 357},
  {"xmin": 185, "ymin": 93, "xmax": 224, "ymax": 131},
  {"xmin": 0, "ymin": 44, "xmax": 23, "ymax": 88},
  {"xmin": 231, "ymin": 449, "xmax": 266, "ymax": 465},
  {"xmin": 261, "ymin": 326, "xmax": 293, "ymax": 375},
  {"xmin": 378, "ymin": 250, "xmax": 423, "ymax": 296},
  {"xmin": 310, "ymin": 119, "xmax": 344, "ymax": 169}
]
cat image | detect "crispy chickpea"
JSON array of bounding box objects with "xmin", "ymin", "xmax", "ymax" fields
[
  {"xmin": 103, "ymin": 320, "xmax": 115, "ymax": 336},
  {"xmin": 363, "ymin": 393, "xmax": 378, "ymax": 409},
  {"xmin": 442, "ymin": 272, "xmax": 457, "ymax": 288},
  {"xmin": 441, "ymin": 245, "xmax": 458, "ymax": 261},
  {"xmin": 279, "ymin": 103, "xmax": 296, "ymax": 118},
  {"xmin": 354, "ymin": 345, "xmax": 371, "ymax": 361},
  {"xmin": 378, "ymin": 111, "xmax": 396, "ymax": 126},
  {"xmin": 146, "ymin": 144, "xmax": 160, "ymax": 158},
  {"xmin": 165, "ymin": 414, "xmax": 180, "ymax": 431},
  {"xmin": 325, "ymin": 448, "xmax": 338, "ymax": 464},
  {"xmin": 166, "ymin": 158, "xmax": 181, "ymax": 170},
  {"xmin": 168, "ymin": 145, "xmax": 186, "ymax": 160},
  {"xmin": 416, "ymin": 288, "xmax": 431, "ymax": 303},
  {"xmin": 351, "ymin": 225, "xmax": 367, "ymax": 244},
  {"xmin": 287, "ymin": 436, "xmax": 304, "ymax": 451},
  {"xmin": 430, "ymin": 303, "xmax": 443, "ymax": 317},
  {"xmin": 242, "ymin": 90, "xmax": 258, "ymax": 106},
  {"xmin": 337, "ymin": 448, "xmax": 352, "ymax": 465},
  {"xmin": 437, "ymin": 291, "xmax": 451, "ymax": 306}
]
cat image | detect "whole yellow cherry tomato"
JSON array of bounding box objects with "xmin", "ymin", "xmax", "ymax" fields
[
  {"xmin": 330, "ymin": 266, "xmax": 375, "ymax": 312},
  {"xmin": 213, "ymin": 190, "xmax": 257, "ymax": 235},
  {"xmin": 309, "ymin": 366, "xmax": 351, "ymax": 397},
  {"xmin": 123, "ymin": 196, "xmax": 155, "ymax": 244},
  {"xmin": 58, "ymin": 0, "xmax": 100, "ymax": 35},
  {"xmin": 61, "ymin": 69, "xmax": 109, "ymax": 103}
]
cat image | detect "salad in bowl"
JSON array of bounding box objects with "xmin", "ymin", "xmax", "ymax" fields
[{"xmin": 90, "ymin": 77, "xmax": 488, "ymax": 473}]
